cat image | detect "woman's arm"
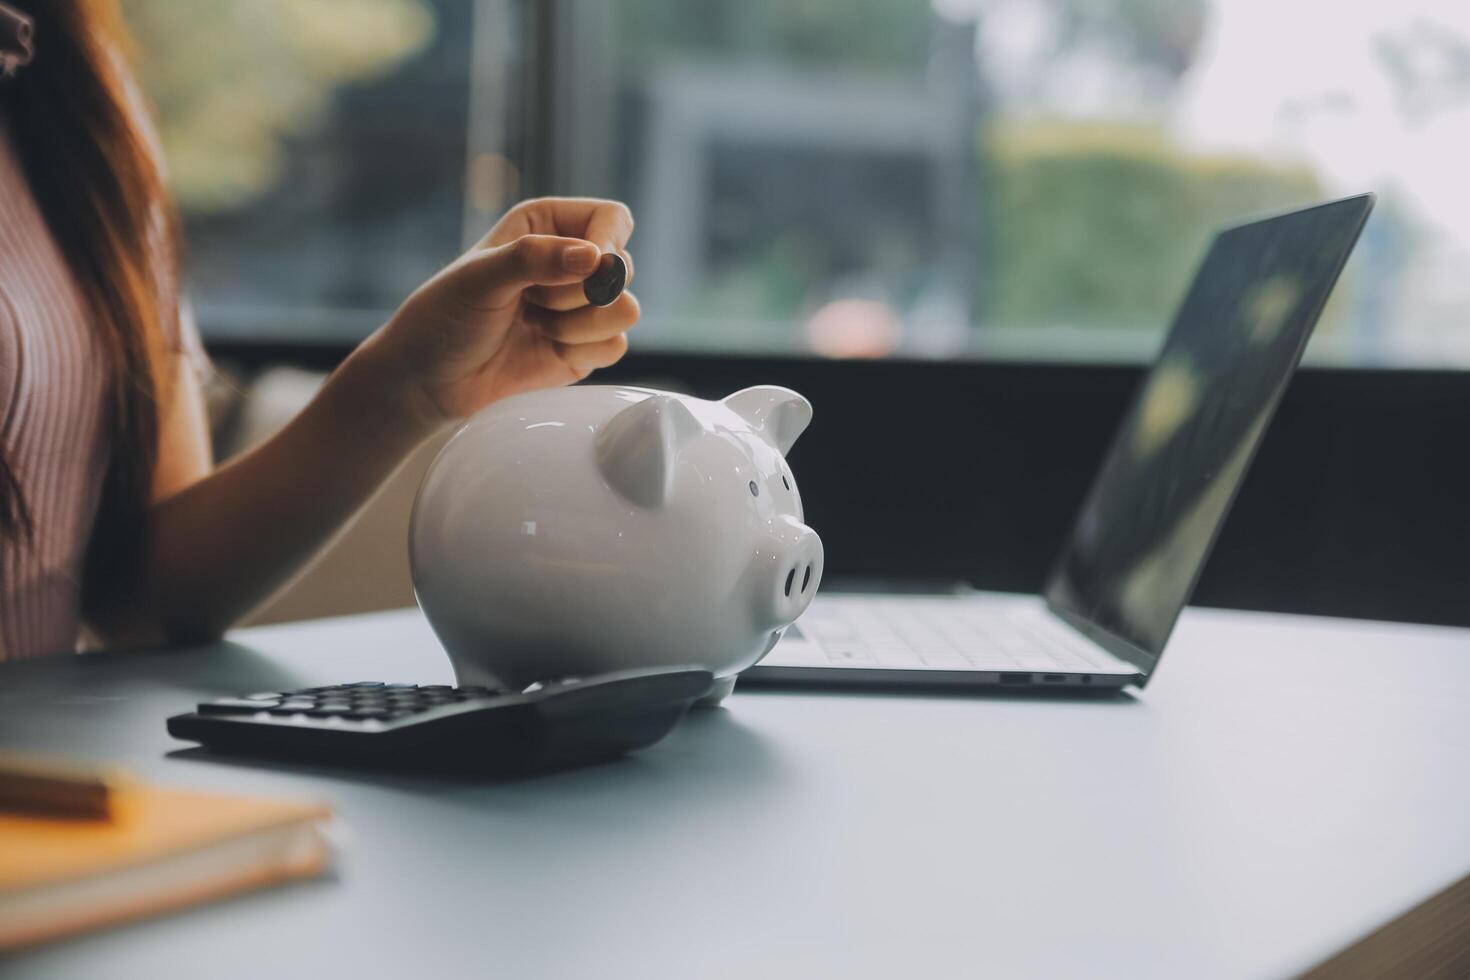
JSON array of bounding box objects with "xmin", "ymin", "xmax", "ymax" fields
[{"xmin": 88, "ymin": 198, "xmax": 638, "ymax": 644}]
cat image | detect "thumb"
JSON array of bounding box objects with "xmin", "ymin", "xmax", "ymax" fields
[{"xmin": 455, "ymin": 234, "xmax": 600, "ymax": 310}]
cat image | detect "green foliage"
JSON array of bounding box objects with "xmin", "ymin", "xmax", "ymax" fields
[
  {"xmin": 122, "ymin": 0, "xmax": 434, "ymax": 213},
  {"xmin": 982, "ymin": 121, "xmax": 1322, "ymax": 327}
]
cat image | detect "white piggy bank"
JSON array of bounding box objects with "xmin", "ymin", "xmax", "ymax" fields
[{"xmin": 409, "ymin": 385, "xmax": 823, "ymax": 702}]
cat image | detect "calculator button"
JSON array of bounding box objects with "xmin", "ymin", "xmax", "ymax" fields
[
  {"xmin": 268, "ymin": 705, "xmax": 312, "ymax": 716},
  {"xmin": 307, "ymin": 705, "xmax": 353, "ymax": 716},
  {"xmin": 277, "ymin": 700, "xmax": 317, "ymax": 711},
  {"xmin": 382, "ymin": 684, "xmax": 418, "ymax": 690},
  {"xmin": 200, "ymin": 699, "xmax": 274, "ymax": 714},
  {"xmin": 347, "ymin": 682, "xmax": 385, "ymax": 689},
  {"xmin": 243, "ymin": 692, "xmax": 285, "ymax": 701}
]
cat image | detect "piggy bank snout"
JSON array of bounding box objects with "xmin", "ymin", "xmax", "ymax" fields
[{"xmin": 760, "ymin": 517, "xmax": 824, "ymax": 627}]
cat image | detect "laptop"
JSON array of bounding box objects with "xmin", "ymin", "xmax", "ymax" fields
[{"xmin": 745, "ymin": 193, "xmax": 1375, "ymax": 691}]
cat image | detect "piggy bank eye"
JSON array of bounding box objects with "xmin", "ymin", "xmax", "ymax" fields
[
  {"xmin": 748, "ymin": 480, "xmax": 759, "ymax": 497},
  {"xmin": 782, "ymin": 475, "xmax": 791, "ymax": 491}
]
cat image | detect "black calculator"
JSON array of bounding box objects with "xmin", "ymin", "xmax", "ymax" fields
[{"xmin": 167, "ymin": 668, "xmax": 714, "ymax": 776}]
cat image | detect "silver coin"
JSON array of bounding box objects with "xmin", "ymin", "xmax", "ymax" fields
[{"xmin": 583, "ymin": 252, "xmax": 627, "ymax": 307}]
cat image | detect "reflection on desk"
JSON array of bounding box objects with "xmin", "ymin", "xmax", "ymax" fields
[{"xmin": 1, "ymin": 606, "xmax": 1468, "ymax": 979}]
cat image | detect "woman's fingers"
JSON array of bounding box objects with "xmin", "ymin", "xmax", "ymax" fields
[
  {"xmin": 544, "ymin": 198, "xmax": 636, "ymax": 288},
  {"xmin": 524, "ymin": 250, "xmax": 635, "ymax": 310},
  {"xmin": 582, "ymin": 200, "xmax": 635, "ymax": 249},
  {"xmin": 520, "ymin": 196, "xmax": 633, "ymax": 249},
  {"xmin": 496, "ymin": 198, "xmax": 634, "ymax": 247},
  {"xmin": 524, "ymin": 282, "xmax": 596, "ymax": 312},
  {"xmin": 581, "ymin": 202, "xmax": 636, "ymax": 282},
  {"xmin": 583, "ymin": 204, "xmax": 636, "ymax": 290},
  {"xmin": 483, "ymin": 200, "xmax": 636, "ymax": 301},
  {"xmin": 457, "ymin": 234, "xmax": 600, "ymax": 310},
  {"xmin": 532, "ymin": 291, "xmax": 640, "ymax": 344},
  {"xmin": 556, "ymin": 332, "xmax": 629, "ymax": 378}
]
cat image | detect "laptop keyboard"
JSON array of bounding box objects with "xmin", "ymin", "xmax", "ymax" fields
[{"xmin": 789, "ymin": 597, "xmax": 1104, "ymax": 672}]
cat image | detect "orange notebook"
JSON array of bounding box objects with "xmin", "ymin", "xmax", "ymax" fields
[{"xmin": 0, "ymin": 783, "xmax": 330, "ymax": 950}]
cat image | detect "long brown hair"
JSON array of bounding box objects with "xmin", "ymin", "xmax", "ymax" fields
[{"xmin": 0, "ymin": 0, "xmax": 177, "ymax": 586}]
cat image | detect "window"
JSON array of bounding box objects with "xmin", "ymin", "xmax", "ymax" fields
[
  {"xmin": 131, "ymin": 1, "xmax": 1470, "ymax": 367},
  {"xmin": 127, "ymin": 0, "xmax": 498, "ymax": 341}
]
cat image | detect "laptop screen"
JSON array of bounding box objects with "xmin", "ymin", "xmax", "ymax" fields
[{"xmin": 1043, "ymin": 195, "xmax": 1374, "ymax": 677}]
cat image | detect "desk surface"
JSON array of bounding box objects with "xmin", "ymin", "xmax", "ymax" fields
[{"xmin": 3, "ymin": 605, "xmax": 1469, "ymax": 979}]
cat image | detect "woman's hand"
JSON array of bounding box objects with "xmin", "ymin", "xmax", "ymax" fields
[
  {"xmin": 124, "ymin": 198, "xmax": 638, "ymax": 644},
  {"xmin": 363, "ymin": 197, "xmax": 639, "ymax": 428}
]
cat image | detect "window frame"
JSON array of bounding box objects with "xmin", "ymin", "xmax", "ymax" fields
[{"xmin": 199, "ymin": 3, "xmax": 1470, "ymax": 630}]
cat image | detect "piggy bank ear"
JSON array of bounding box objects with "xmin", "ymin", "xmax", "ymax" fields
[
  {"xmin": 724, "ymin": 386, "xmax": 812, "ymax": 454},
  {"xmin": 595, "ymin": 395, "xmax": 701, "ymax": 508}
]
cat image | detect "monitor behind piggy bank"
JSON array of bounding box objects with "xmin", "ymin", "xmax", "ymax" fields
[{"xmin": 409, "ymin": 385, "xmax": 823, "ymax": 703}]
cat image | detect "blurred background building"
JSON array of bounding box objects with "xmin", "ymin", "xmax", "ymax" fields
[
  {"xmin": 123, "ymin": 0, "xmax": 1470, "ymax": 367},
  {"xmin": 101, "ymin": 0, "xmax": 1470, "ymax": 627}
]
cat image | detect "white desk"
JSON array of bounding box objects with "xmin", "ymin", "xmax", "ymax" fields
[{"xmin": 2, "ymin": 605, "xmax": 1468, "ymax": 978}]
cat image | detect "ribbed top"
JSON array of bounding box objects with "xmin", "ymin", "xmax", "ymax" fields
[{"xmin": 0, "ymin": 108, "xmax": 204, "ymax": 661}]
